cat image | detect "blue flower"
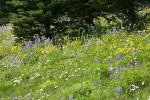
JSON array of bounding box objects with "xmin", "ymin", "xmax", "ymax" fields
[
  {"xmin": 115, "ymin": 86, "xmax": 122, "ymax": 92},
  {"xmin": 72, "ymin": 88, "xmax": 75, "ymax": 93},
  {"xmin": 41, "ymin": 36, "xmax": 46, "ymax": 42},
  {"xmin": 116, "ymin": 55, "xmax": 122, "ymax": 61},
  {"xmin": 112, "ymin": 27, "xmax": 117, "ymax": 32},
  {"xmin": 134, "ymin": 61, "xmax": 139, "ymax": 66},
  {"xmin": 61, "ymin": 97, "xmax": 65, "ymax": 100},
  {"xmin": 69, "ymin": 95, "xmax": 73, "ymax": 100}
]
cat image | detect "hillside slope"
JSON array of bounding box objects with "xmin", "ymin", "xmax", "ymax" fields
[{"xmin": 0, "ymin": 27, "xmax": 150, "ymax": 100}]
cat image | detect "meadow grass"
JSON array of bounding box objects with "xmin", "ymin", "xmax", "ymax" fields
[{"xmin": 0, "ymin": 26, "xmax": 150, "ymax": 100}]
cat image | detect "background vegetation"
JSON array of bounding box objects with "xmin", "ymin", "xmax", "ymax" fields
[{"xmin": 0, "ymin": 0, "xmax": 149, "ymax": 41}]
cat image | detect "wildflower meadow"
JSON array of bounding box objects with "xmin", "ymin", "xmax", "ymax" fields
[{"xmin": 0, "ymin": 23, "xmax": 150, "ymax": 100}]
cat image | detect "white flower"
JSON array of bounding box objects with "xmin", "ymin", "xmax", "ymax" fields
[
  {"xmin": 129, "ymin": 84, "xmax": 139, "ymax": 92},
  {"xmin": 14, "ymin": 79, "xmax": 21, "ymax": 84},
  {"xmin": 47, "ymin": 60, "xmax": 50, "ymax": 62},
  {"xmin": 65, "ymin": 78, "xmax": 68, "ymax": 81},
  {"xmin": 72, "ymin": 74, "xmax": 74, "ymax": 77},
  {"xmin": 142, "ymin": 82, "xmax": 145, "ymax": 86},
  {"xmin": 31, "ymin": 77, "xmax": 35, "ymax": 80},
  {"xmin": 77, "ymin": 68, "xmax": 80, "ymax": 70},
  {"xmin": 40, "ymin": 89, "xmax": 43, "ymax": 92},
  {"xmin": 59, "ymin": 76, "xmax": 62, "ymax": 79},
  {"xmin": 109, "ymin": 66, "xmax": 114, "ymax": 73},
  {"xmin": 35, "ymin": 73, "xmax": 40, "ymax": 77},
  {"xmin": 65, "ymin": 71, "xmax": 68, "ymax": 74},
  {"xmin": 54, "ymin": 86, "xmax": 58, "ymax": 89},
  {"xmin": 148, "ymin": 96, "xmax": 150, "ymax": 100},
  {"xmin": 75, "ymin": 69, "xmax": 77, "ymax": 73}
]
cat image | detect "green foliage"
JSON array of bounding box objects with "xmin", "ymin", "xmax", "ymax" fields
[{"xmin": 60, "ymin": 81, "xmax": 96, "ymax": 100}]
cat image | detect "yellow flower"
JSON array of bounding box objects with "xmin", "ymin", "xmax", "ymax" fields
[
  {"xmin": 11, "ymin": 46, "xmax": 21, "ymax": 53},
  {"xmin": 117, "ymin": 47, "xmax": 132, "ymax": 54},
  {"xmin": 127, "ymin": 38, "xmax": 133, "ymax": 42},
  {"xmin": 40, "ymin": 48, "xmax": 46, "ymax": 55},
  {"xmin": 146, "ymin": 44, "xmax": 150, "ymax": 49},
  {"xmin": 45, "ymin": 45, "xmax": 53, "ymax": 54},
  {"xmin": 40, "ymin": 45, "xmax": 53, "ymax": 55}
]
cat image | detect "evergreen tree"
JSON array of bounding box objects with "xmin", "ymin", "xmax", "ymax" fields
[
  {"xmin": 10, "ymin": 0, "xmax": 149, "ymax": 41},
  {"xmin": 10, "ymin": 0, "xmax": 66, "ymax": 41},
  {"xmin": 0, "ymin": 0, "xmax": 10, "ymax": 25}
]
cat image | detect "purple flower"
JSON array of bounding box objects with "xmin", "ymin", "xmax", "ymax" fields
[
  {"xmin": 37, "ymin": 38, "xmax": 41, "ymax": 43},
  {"xmin": 72, "ymin": 88, "xmax": 75, "ymax": 93},
  {"xmin": 107, "ymin": 89, "xmax": 111, "ymax": 93},
  {"xmin": 86, "ymin": 40, "xmax": 92, "ymax": 49},
  {"xmin": 119, "ymin": 66, "xmax": 126, "ymax": 71},
  {"xmin": 61, "ymin": 97, "xmax": 65, "ymax": 100},
  {"xmin": 50, "ymin": 38, "xmax": 54, "ymax": 44},
  {"xmin": 114, "ymin": 73, "xmax": 120, "ymax": 79},
  {"xmin": 35, "ymin": 38, "xmax": 41, "ymax": 44},
  {"xmin": 94, "ymin": 58, "xmax": 100, "ymax": 63},
  {"xmin": 144, "ymin": 23, "xmax": 147, "ymax": 27},
  {"xmin": 41, "ymin": 36, "xmax": 46, "ymax": 42},
  {"xmin": 94, "ymin": 80, "xmax": 98, "ymax": 86},
  {"xmin": 69, "ymin": 95, "xmax": 73, "ymax": 100},
  {"xmin": 12, "ymin": 74, "xmax": 15, "ymax": 79},
  {"xmin": 114, "ymin": 67, "xmax": 120, "ymax": 79},
  {"xmin": 121, "ymin": 16, "xmax": 125, "ymax": 19},
  {"xmin": 28, "ymin": 39, "xmax": 33, "ymax": 47},
  {"xmin": 112, "ymin": 27, "xmax": 116, "ymax": 32},
  {"xmin": 27, "ymin": 96, "xmax": 30, "ymax": 100},
  {"xmin": 115, "ymin": 86, "xmax": 122, "ymax": 92},
  {"xmin": 134, "ymin": 61, "xmax": 139, "ymax": 66},
  {"xmin": 11, "ymin": 56, "xmax": 15, "ymax": 62},
  {"xmin": 13, "ymin": 98, "xmax": 17, "ymax": 100},
  {"xmin": 116, "ymin": 55, "xmax": 122, "ymax": 61},
  {"xmin": 23, "ymin": 40, "xmax": 34, "ymax": 51}
]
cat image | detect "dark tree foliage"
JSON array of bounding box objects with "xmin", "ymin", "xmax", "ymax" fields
[
  {"xmin": 0, "ymin": 0, "xmax": 16, "ymax": 25},
  {"xmin": 10, "ymin": 0, "xmax": 67, "ymax": 41},
  {"xmin": 106, "ymin": 0, "xmax": 149, "ymax": 23},
  {"xmin": 64, "ymin": 0, "xmax": 149, "ymax": 29},
  {"xmin": 10, "ymin": 0, "xmax": 149, "ymax": 41},
  {"xmin": 0, "ymin": 0, "xmax": 10, "ymax": 25}
]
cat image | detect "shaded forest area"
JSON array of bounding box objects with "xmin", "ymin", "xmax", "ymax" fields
[{"xmin": 0, "ymin": 0, "xmax": 150, "ymax": 42}]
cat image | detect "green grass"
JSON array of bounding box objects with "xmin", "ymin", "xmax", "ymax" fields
[{"xmin": 0, "ymin": 26, "xmax": 150, "ymax": 100}]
